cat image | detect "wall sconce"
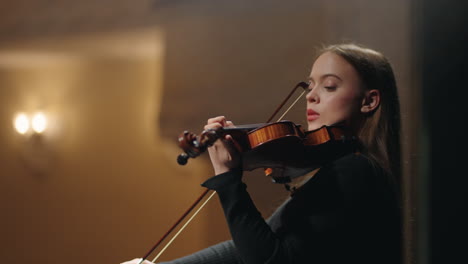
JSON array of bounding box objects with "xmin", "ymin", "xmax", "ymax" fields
[
  {"xmin": 14, "ymin": 112, "xmax": 48, "ymax": 135},
  {"xmin": 13, "ymin": 111, "xmax": 52, "ymax": 175}
]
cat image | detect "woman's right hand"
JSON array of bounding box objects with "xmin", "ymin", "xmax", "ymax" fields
[
  {"xmin": 205, "ymin": 116, "xmax": 242, "ymax": 175},
  {"xmin": 121, "ymin": 258, "xmax": 154, "ymax": 264}
]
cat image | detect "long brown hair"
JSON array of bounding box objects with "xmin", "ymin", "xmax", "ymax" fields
[{"xmin": 318, "ymin": 43, "xmax": 401, "ymax": 184}]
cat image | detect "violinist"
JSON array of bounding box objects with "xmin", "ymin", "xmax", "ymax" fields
[{"xmin": 123, "ymin": 43, "xmax": 403, "ymax": 264}]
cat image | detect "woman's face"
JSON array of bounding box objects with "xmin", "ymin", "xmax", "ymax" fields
[{"xmin": 306, "ymin": 51, "xmax": 365, "ymax": 131}]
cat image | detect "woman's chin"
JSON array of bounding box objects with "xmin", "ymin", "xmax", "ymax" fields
[{"xmin": 307, "ymin": 123, "xmax": 322, "ymax": 131}]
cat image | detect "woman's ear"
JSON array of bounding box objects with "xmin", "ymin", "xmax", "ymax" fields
[{"xmin": 361, "ymin": 89, "xmax": 380, "ymax": 113}]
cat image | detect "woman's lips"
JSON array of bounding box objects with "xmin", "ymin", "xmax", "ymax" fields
[{"xmin": 307, "ymin": 109, "xmax": 320, "ymax": 121}]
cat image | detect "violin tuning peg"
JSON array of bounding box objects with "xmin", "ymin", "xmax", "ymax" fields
[{"xmin": 177, "ymin": 153, "xmax": 189, "ymax": 165}]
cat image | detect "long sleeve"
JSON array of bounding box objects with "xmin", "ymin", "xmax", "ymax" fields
[
  {"xmin": 201, "ymin": 169, "xmax": 287, "ymax": 264},
  {"xmin": 158, "ymin": 240, "xmax": 243, "ymax": 264}
]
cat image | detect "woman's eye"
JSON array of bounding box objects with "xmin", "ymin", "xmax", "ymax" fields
[{"xmin": 324, "ymin": 86, "xmax": 337, "ymax": 90}]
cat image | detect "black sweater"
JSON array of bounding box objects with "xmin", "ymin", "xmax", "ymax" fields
[{"xmin": 159, "ymin": 153, "xmax": 402, "ymax": 264}]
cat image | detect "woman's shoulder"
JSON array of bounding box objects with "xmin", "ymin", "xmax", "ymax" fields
[
  {"xmin": 325, "ymin": 152, "xmax": 384, "ymax": 176},
  {"xmin": 292, "ymin": 152, "xmax": 399, "ymax": 216},
  {"xmin": 316, "ymin": 152, "xmax": 392, "ymax": 192}
]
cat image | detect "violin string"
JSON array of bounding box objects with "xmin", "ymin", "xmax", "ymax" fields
[
  {"xmin": 276, "ymin": 89, "xmax": 307, "ymax": 122},
  {"xmin": 150, "ymin": 190, "xmax": 218, "ymax": 263}
]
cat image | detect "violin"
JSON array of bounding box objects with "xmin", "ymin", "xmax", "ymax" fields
[
  {"xmin": 177, "ymin": 121, "xmax": 357, "ymax": 183},
  {"xmin": 138, "ymin": 82, "xmax": 357, "ymax": 263}
]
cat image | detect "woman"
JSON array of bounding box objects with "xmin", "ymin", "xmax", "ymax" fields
[{"xmin": 124, "ymin": 43, "xmax": 402, "ymax": 264}]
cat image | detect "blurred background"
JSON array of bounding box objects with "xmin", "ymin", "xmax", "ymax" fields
[{"xmin": 0, "ymin": 0, "xmax": 466, "ymax": 263}]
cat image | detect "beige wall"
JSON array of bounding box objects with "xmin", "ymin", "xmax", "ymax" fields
[
  {"xmin": 0, "ymin": 1, "xmax": 417, "ymax": 263},
  {"xmin": 0, "ymin": 30, "xmax": 227, "ymax": 263}
]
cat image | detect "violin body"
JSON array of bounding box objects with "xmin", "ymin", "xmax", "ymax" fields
[{"xmin": 177, "ymin": 121, "xmax": 357, "ymax": 183}]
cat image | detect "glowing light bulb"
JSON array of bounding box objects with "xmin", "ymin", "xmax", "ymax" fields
[
  {"xmin": 32, "ymin": 112, "xmax": 47, "ymax": 133},
  {"xmin": 14, "ymin": 113, "xmax": 30, "ymax": 134}
]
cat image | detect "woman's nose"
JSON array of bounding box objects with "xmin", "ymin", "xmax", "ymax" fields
[{"xmin": 306, "ymin": 86, "xmax": 318, "ymax": 103}]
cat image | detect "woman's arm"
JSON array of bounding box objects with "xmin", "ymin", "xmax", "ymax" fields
[
  {"xmin": 122, "ymin": 240, "xmax": 243, "ymax": 264},
  {"xmin": 201, "ymin": 170, "xmax": 289, "ymax": 264},
  {"xmin": 158, "ymin": 240, "xmax": 243, "ymax": 264}
]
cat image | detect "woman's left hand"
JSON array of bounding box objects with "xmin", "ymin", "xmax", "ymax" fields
[{"xmin": 205, "ymin": 116, "xmax": 242, "ymax": 175}]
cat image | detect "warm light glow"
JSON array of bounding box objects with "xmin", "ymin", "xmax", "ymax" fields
[
  {"xmin": 14, "ymin": 113, "xmax": 30, "ymax": 134},
  {"xmin": 32, "ymin": 112, "xmax": 47, "ymax": 133}
]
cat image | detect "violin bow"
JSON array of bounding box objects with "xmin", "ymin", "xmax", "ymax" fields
[{"xmin": 138, "ymin": 81, "xmax": 309, "ymax": 263}]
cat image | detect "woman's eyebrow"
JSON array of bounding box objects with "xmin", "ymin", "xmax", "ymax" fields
[{"xmin": 308, "ymin": 73, "xmax": 342, "ymax": 83}]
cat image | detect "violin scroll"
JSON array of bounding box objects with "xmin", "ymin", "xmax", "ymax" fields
[{"xmin": 177, "ymin": 129, "xmax": 222, "ymax": 165}]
